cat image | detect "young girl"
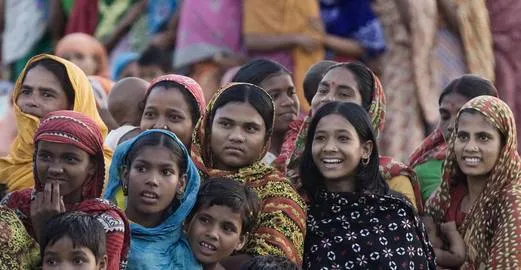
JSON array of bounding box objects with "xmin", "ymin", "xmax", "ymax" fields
[
  {"xmin": 140, "ymin": 74, "xmax": 206, "ymax": 148},
  {"xmin": 55, "ymin": 33, "xmax": 110, "ymax": 78},
  {"xmin": 1, "ymin": 110, "xmax": 130, "ymax": 270},
  {"xmin": 0, "ymin": 54, "xmax": 112, "ymax": 193},
  {"xmin": 232, "ymin": 59, "xmax": 300, "ymax": 165},
  {"xmin": 426, "ymin": 96, "xmax": 521, "ymax": 268},
  {"xmin": 191, "ymin": 83, "xmax": 306, "ymax": 266},
  {"xmin": 301, "ymin": 102, "xmax": 435, "ymax": 269},
  {"xmin": 186, "ymin": 178, "xmax": 261, "ymax": 270},
  {"xmin": 104, "ymin": 129, "xmax": 201, "ymax": 269}
]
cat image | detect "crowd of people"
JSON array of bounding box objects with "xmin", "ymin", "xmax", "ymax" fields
[{"xmin": 0, "ymin": 0, "xmax": 520, "ymax": 269}]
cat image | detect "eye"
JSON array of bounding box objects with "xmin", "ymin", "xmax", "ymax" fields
[
  {"xmin": 222, "ymin": 224, "xmax": 237, "ymax": 234},
  {"xmin": 20, "ymin": 88, "xmax": 32, "ymax": 95},
  {"xmin": 337, "ymin": 135, "xmax": 349, "ymax": 143},
  {"xmin": 457, "ymin": 133, "xmax": 469, "ymax": 141},
  {"xmin": 143, "ymin": 111, "xmax": 155, "ymax": 118},
  {"xmin": 317, "ymin": 87, "xmax": 328, "ymax": 94},
  {"xmin": 198, "ymin": 216, "xmax": 210, "ymax": 224},
  {"xmin": 269, "ymin": 92, "xmax": 280, "ymax": 100},
  {"xmin": 45, "ymin": 258, "xmax": 57, "ymax": 265},
  {"xmin": 246, "ymin": 125, "xmax": 259, "ymax": 133},
  {"xmin": 219, "ymin": 121, "xmax": 232, "ymax": 129},
  {"xmin": 161, "ymin": 169, "xmax": 174, "ymax": 176},
  {"xmin": 169, "ymin": 114, "xmax": 183, "ymax": 122},
  {"xmin": 38, "ymin": 153, "xmax": 51, "ymax": 161},
  {"xmin": 135, "ymin": 165, "xmax": 146, "ymax": 173},
  {"xmin": 72, "ymin": 256, "xmax": 86, "ymax": 265},
  {"xmin": 314, "ymin": 135, "xmax": 326, "ymax": 142},
  {"xmin": 64, "ymin": 155, "xmax": 79, "ymax": 164},
  {"xmin": 288, "ymin": 89, "xmax": 296, "ymax": 96},
  {"xmin": 440, "ymin": 112, "xmax": 450, "ymax": 121},
  {"xmin": 479, "ymin": 134, "xmax": 490, "ymax": 142},
  {"xmin": 42, "ymin": 91, "xmax": 56, "ymax": 98}
]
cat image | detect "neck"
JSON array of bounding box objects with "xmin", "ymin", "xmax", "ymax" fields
[
  {"xmin": 204, "ymin": 262, "xmax": 225, "ymax": 270},
  {"xmin": 63, "ymin": 192, "xmax": 82, "ymax": 205},
  {"xmin": 125, "ymin": 207, "xmax": 165, "ymax": 228},
  {"xmin": 466, "ymin": 174, "xmax": 488, "ymax": 204},
  {"xmin": 269, "ymin": 130, "xmax": 285, "ymax": 156},
  {"xmin": 324, "ymin": 176, "xmax": 357, "ymax": 193}
]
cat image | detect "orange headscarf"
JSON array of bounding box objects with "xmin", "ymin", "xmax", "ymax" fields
[
  {"xmin": 55, "ymin": 33, "xmax": 110, "ymax": 78},
  {"xmin": 0, "ymin": 54, "xmax": 112, "ymax": 192}
]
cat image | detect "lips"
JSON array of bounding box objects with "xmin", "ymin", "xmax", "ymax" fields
[
  {"xmin": 140, "ymin": 190, "xmax": 159, "ymax": 203},
  {"xmin": 461, "ymin": 156, "xmax": 481, "ymax": 166},
  {"xmin": 223, "ymin": 146, "xmax": 244, "ymax": 154},
  {"xmin": 198, "ymin": 241, "xmax": 217, "ymax": 255},
  {"xmin": 319, "ymin": 157, "xmax": 344, "ymax": 169},
  {"xmin": 278, "ymin": 111, "xmax": 297, "ymax": 120}
]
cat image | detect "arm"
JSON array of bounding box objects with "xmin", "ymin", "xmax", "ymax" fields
[
  {"xmin": 104, "ymin": 0, "xmax": 147, "ymax": 53},
  {"xmin": 244, "ymin": 33, "xmax": 300, "ymax": 52},
  {"xmin": 324, "ymin": 34, "xmax": 365, "ymax": 58}
]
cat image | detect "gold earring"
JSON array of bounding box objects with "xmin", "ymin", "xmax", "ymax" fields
[{"xmin": 361, "ymin": 156, "xmax": 370, "ymax": 166}]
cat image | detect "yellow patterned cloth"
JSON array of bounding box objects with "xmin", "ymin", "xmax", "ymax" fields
[
  {"xmin": 190, "ymin": 83, "xmax": 307, "ymax": 265},
  {"xmin": 0, "ymin": 206, "xmax": 39, "ymax": 269},
  {"xmin": 426, "ymin": 96, "xmax": 521, "ymax": 268}
]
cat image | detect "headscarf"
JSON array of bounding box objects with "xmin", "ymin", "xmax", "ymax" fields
[
  {"xmin": 0, "ymin": 54, "xmax": 111, "ymax": 192},
  {"xmin": 55, "ymin": 33, "xmax": 110, "ymax": 78},
  {"xmin": 0, "ymin": 206, "xmax": 39, "ymax": 269},
  {"xmin": 426, "ymin": 96, "xmax": 521, "ymax": 268},
  {"xmin": 111, "ymin": 52, "xmax": 139, "ymax": 81},
  {"xmin": 190, "ymin": 83, "xmax": 307, "ymax": 265},
  {"xmin": 2, "ymin": 110, "xmax": 130, "ymax": 270},
  {"xmin": 147, "ymin": 74, "xmax": 207, "ymax": 118},
  {"xmin": 104, "ymin": 129, "xmax": 201, "ymax": 270},
  {"xmin": 408, "ymin": 128, "xmax": 447, "ymax": 168}
]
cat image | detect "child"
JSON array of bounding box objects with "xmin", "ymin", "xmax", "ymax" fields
[
  {"xmin": 108, "ymin": 77, "xmax": 150, "ymax": 127},
  {"xmin": 186, "ymin": 178, "xmax": 261, "ymax": 270},
  {"xmin": 423, "ymin": 217, "xmax": 466, "ymax": 268},
  {"xmin": 138, "ymin": 46, "xmax": 172, "ymax": 82},
  {"xmin": 40, "ymin": 212, "xmax": 108, "ymax": 270},
  {"xmin": 104, "ymin": 129, "xmax": 201, "ymax": 269},
  {"xmin": 240, "ymin": 256, "xmax": 299, "ymax": 270}
]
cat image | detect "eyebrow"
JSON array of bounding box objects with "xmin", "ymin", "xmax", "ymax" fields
[{"xmin": 319, "ymin": 81, "xmax": 329, "ymax": 87}]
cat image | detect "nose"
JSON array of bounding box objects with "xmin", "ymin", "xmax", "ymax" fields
[
  {"xmin": 153, "ymin": 117, "xmax": 169, "ymax": 130},
  {"xmin": 280, "ymin": 93, "xmax": 296, "ymax": 107},
  {"xmin": 145, "ymin": 172, "xmax": 159, "ymax": 186},
  {"xmin": 48, "ymin": 164, "xmax": 64, "ymax": 176},
  {"xmin": 205, "ymin": 224, "xmax": 219, "ymax": 240},
  {"xmin": 463, "ymin": 139, "xmax": 479, "ymax": 153},
  {"xmin": 323, "ymin": 138, "xmax": 337, "ymax": 152},
  {"xmin": 228, "ymin": 127, "xmax": 245, "ymax": 143}
]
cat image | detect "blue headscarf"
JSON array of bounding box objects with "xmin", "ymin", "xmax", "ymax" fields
[
  {"xmin": 104, "ymin": 129, "xmax": 202, "ymax": 270},
  {"xmin": 111, "ymin": 52, "xmax": 139, "ymax": 81}
]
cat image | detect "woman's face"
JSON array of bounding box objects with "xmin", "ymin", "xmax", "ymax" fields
[
  {"xmin": 210, "ymin": 102, "xmax": 267, "ymax": 170},
  {"xmin": 140, "ymin": 87, "xmax": 195, "ymax": 147},
  {"xmin": 16, "ymin": 66, "xmax": 70, "ymax": 118},
  {"xmin": 120, "ymin": 61, "xmax": 140, "ymax": 79},
  {"xmin": 35, "ymin": 141, "xmax": 94, "ymax": 203},
  {"xmin": 439, "ymin": 92, "xmax": 469, "ymax": 140},
  {"xmin": 454, "ymin": 112, "xmax": 502, "ymax": 179},
  {"xmin": 312, "ymin": 114, "xmax": 372, "ymax": 192},
  {"xmin": 260, "ymin": 73, "xmax": 299, "ymax": 134},
  {"xmin": 311, "ymin": 68, "xmax": 362, "ymax": 116},
  {"xmin": 124, "ymin": 145, "xmax": 185, "ymax": 225},
  {"xmin": 61, "ymin": 52, "xmax": 98, "ymax": 76}
]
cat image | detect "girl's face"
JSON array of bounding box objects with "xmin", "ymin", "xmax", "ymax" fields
[
  {"xmin": 210, "ymin": 102, "xmax": 267, "ymax": 170},
  {"xmin": 454, "ymin": 112, "xmax": 502, "ymax": 179},
  {"xmin": 36, "ymin": 141, "xmax": 95, "ymax": 203},
  {"xmin": 186, "ymin": 205, "xmax": 246, "ymax": 266},
  {"xmin": 260, "ymin": 73, "xmax": 299, "ymax": 134},
  {"xmin": 140, "ymin": 87, "xmax": 195, "ymax": 147},
  {"xmin": 42, "ymin": 236, "xmax": 107, "ymax": 270},
  {"xmin": 439, "ymin": 92, "xmax": 469, "ymax": 140},
  {"xmin": 62, "ymin": 52, "xmax": 98, "ymax": 76},
  {"xmin": 312, "ymin": 114, "xmax": 372, "ymax": 192},
  {"xmin": 311, "ymin": 68, "xmax": 362, "ymax": 116},
  {"xmin": 17, "ymin": 66, "xmax": 70, "ymax": 118},
  {"xmin": 124, "ymin": 145, "xmax": 186, "ymax": 225}
]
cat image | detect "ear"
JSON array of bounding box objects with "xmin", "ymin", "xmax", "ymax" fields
[
  {"xmin": 234, "ymin": 233, "xmax": 248, "ymax": 252},
  {"xmin": 360, "ymin": 140, "xmax": 374, "ymax": 161},
  {"xmin": 98, "ymin": 255, "xmax": 108, "ymax": 270},
  {"xmin": 120, "ymin": 166, "xmax": 130, "ymax": 192},
  {"xmin": 178, "ymin": 173, "xmax": 187, "ymax": 194}
]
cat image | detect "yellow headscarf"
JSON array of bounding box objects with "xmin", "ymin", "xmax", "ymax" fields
[{"xmin": 0, "ymin": 54, "xmax": 112, "ymax": 192}]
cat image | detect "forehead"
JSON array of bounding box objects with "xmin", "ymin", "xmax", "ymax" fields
[
  {"xmin": 37, "ymin": 140, "xmax": 88, "ymax": 155},
  {"xmin": 321, "ymin": 67, "xmax": 357, "ymax": 87},
  {"xmin": 316, "ymin": 114, "xmax": 355, "ymax": 132},
  {"xmin": 23, "ymin": 66, "xmax": 62, "ymax": 88},
  {"xmin": 199, "ymin": 205, "xmax": 243, "ymax": 223},
  {"xmin": 259, "ymin": 73, "xmax": 294, "ymax": 90},
  {"xmin": 145, "ymin": 87, "xmax": 191, "ymax": 109},
  {"xmin": 440, "ymin": 92, "xmax": 469, "ymax": 110},
  {"xmin": 213, "ymin": 102, "xmax": 264, "ymax": 124},
  {"xmin": 457, "ymin": 111, "xmax": 499, "ymax": 134},
  {"xmin": 132, "ymin": 145, "xmax": 181, "ymax": 165}
]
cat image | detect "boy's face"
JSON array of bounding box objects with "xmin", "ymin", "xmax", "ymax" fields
[
  {"xmin": 43, "ymin": 236, "xmax": 107, "ymax": 270},
  {"xmin": 186, "ymin": 205, "xmax": 247, "ymax": 265}
]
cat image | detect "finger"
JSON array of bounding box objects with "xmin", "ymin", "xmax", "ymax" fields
[
  {"xmin": 52, "ymin": 182, "xmax": 61, "ymax": 207},
  {"xmin": 59, "ymin": 196, "xmax": 66, "ymax": 212},
  {"xmin": 43, "ymin": 182, "xmax": 53, "ymax": 204}
]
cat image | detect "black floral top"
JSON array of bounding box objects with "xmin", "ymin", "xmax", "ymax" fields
[{"xmin": 304, "ymin": 190, "xmax": 436, "ymax": 270}]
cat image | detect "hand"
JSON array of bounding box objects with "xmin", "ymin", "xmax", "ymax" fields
[
  {"xmin": 31, "ymin": 182, "xmax": 65, "ymax": 240},
  {"xmin": 293, "ymin": 35, "xmax": 321, "ymax": 53}
]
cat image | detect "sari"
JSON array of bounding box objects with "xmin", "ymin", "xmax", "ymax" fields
[
  {"xmin": 2, "ymin": 110, "xmax": 130, "ymax": 270},
  {"xmin": 426, "ymin": 96, "xmax": 521, "ymax": 268},
  {"xmin": 104, "ymin": 130, "xmax": 202, "ymax": 269},
  {"xmin": 56, "ymin": 33, "xmax": 111, "ymax": 78},
  {"xmin": 279, "ymin": 67, "xmax": 423, "ymax": 212},
  {"xmin": 0, "ymin": 54, "xmax": 112, "ymax": 193},
  {"xmin": 304, "ymin": 189, "xmax": 436, "ymax": 269},
  {"xmin": 0, "ymin": 206, "xmax": 40, "ymax": 270},
  {"xmin": 243, "ymin": 0, "xmax": 325, "ymax": 112},
  {"xmin": 191, "ymin": 84, "xmax": 307, "ymax": 265}
]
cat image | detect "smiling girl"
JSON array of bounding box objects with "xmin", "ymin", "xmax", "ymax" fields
[
  {"xmin": 104, "ymin": 129, "xmax": 201, "ymax": 269},
  {"xmin": 301, "ymin": 102, "xmax": 435, "ymax": 269}
]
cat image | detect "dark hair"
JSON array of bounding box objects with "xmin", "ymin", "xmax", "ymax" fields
[
  {"xmin": 231, "ymin": 58, "xmax": 290, "ymax": 86},
  {"xmin": 438, "ymin": 74, "xmax": 498, "ymax": 105},
  {"xmin": 144, "ymin": 81, "xmax": 201, "ymax": 125},
  {"xmin": 138, "ymin": 46, "xmax": 172, "ymax": 73},
  {"xmin": 23, "ymin": 58, "xmax": 76, "ymax": 106},
  {"xmin": 208, "ymin": 84, "xmax": 274, "ymax": 138},
  {"xmin": 189, "ymin": 178, "xmax": 260, "ymax": 235},
  {"xmin": 240, "ymin": 256, "xmax": 299, "ymax": 270},
  {"xmin": 40, "ymin": 212, "xmax": 106, "ymax": 262},
  {"xmin": 303, "ymin": 60, "xmax": 337, "ymax": 104},
  {"xmin": 300, "ymin": 102, "xmax": 388, "ymax": 197},
  {"xmin": 125, "ymin": 132, "xmax": 186, "ymax": 173},
  {"xmin": 323, "ymin": 62, "xmax": 374, "ymax": 111}
]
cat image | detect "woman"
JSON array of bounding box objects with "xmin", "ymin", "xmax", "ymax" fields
[
  {"xmin": 2, "ymin": 110, "xmax": 130, "ymax": 270},
  {"xmin": 104, "ymin": 130, "xmax": 201, "ymax": 269},
  {"xmin": 191, "ymin": 83, "xmax": 306, "ymax": 266},
  {"xmin": 243, "ymin": 0, "xmax": 325, "ymax": 112},
  {"xmin": 409, "ymin": 75, "xmax": 498, "ymax": 201},
  {"xmin": 232, "ymin": 59, "xmax": 300, "ymax": 165},
  {"xmin": 56, "ymin": 33, "xmax": 110, "ymax": 78},
  {"xmin": 280, "ymin": 62, "xmax": 422, "ymax": 211},
  {"xmin": 174, "ymin": 0, "xmax": 246, "ymax": 101},
  {"xmin": 301, "ymin": 102, "xmax": 435, "ymax": 269},
  {"xmin": 0, "ymin": 54, "xmax": 112, "ymax": 192},
  {"xmin": 426, "ymin": 96, "xmax": 521, "ymax": 267}
]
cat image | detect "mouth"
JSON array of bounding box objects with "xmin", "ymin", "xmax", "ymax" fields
[
  {"xmin": 461, "ymin": 156, "xmax": 481, "ymax": 166},
  {"xmin": 224, "ymin": 146, "xmax": 244, "ymax": 154},
  {"xmin": 319, "ymin": 158, "xmax": 344, "ymax": 168},
  {"xmin": 198, "ymin": 241, "xmax": 217, "ymax": 255},
  {"xmin": 140, "ymin": 191, "xmax": 159, "ymax": 203},
  {"xmin": 278, "ymin": 111, "xmax": 297, "ymax": 119}
]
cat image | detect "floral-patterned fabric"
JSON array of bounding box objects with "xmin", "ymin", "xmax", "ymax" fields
[
  {"xmin": 304, "ymin": 189, "xmax": 436, "ymax": 269},
  {"xmin": 426, "ymin": 96, "xmax": 521, "ymax": 268},
  {"xmin": 0, "ymin": 206, "xmax": 39, "ymax": 269}
]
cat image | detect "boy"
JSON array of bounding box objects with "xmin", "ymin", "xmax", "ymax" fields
[
  {"xmin": 186, "ymin": 178, "xmax": 261, "ymax": 270},
  {"xmin": 108, "ymin": 77, "xmax": 149, "ymax": 127},
  {"xmin": 40, "ymin": 212, "xmax": 108, "ymax": 270}
]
